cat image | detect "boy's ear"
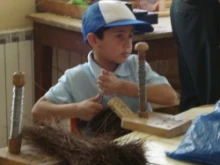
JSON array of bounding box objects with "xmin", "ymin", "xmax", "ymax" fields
[{"xmin": 87, "ymin": 33, "xmax": 98, "ymax": 47}]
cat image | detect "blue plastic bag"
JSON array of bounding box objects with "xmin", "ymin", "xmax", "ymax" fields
[{"xmin": 166, "ymin": 101, "xmax": 220, "ymax": 165}]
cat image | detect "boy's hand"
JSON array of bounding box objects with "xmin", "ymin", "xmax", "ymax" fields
[
  {"xmin": 97, "ymin": 69, "xmax": 122, "ymax": 95},
  {"xmin": 77, "ymin": 94, "xmax": 103, "ymax": 121}
]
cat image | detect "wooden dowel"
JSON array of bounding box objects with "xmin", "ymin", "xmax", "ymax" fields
[
  {"xmin": 135, "ymin": 42, "xmax": 149, "ymax": 118},
  {"xmin": 8, "ymin": 72, "xmax": 25, "ymax": 154}
]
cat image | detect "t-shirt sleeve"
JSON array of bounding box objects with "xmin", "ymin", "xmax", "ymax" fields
[{"xmin": 44, "ymin": 69, "xmax": 74, "ymax": 104}]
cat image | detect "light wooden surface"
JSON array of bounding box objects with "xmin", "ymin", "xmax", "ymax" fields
[
  {"xmin": 35, "ymin": 0, "xmax": 171, "ymax": 18},
  {"xmin": 26, "ymin": 13, "xmax": 82, "ymax": 32},
  {"xmin": 166, "ymin": 0, "xmax": 172, "ymax": 8},
  {"xmin": 27, "ymin": 12, "xmax": 173, "ymax": 41},
  {"xmin": 146, "ymin": 0, "xmax": 171, "ymax": 17},
  {"xmin": 36, "ymin": 0, "xmax": 87, "ymax": 19},
  {"xmin": 0, "ymin": 105, "xmax": 214, "ymax": 165},
  {"xmin": 157, "ymin": 10, "xmax": 170, "ymax": 17},
  {"xmin": 109, "ymin": 97, "xmax": 191, "ymax": 138},
  {"xmin": 121, "ymin": 105, "xmax": 214, "ymax": 165},
  {"xmin": 0, "ymin": 145, "xmax": 61, "ymax": 165},
  {"xmin": 122, "ymin": 112, "xmax": 191, "ymax": 138}
]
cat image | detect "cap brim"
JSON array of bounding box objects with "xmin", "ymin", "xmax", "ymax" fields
[{"xmin": 103, "ymin": 19, "xmax": 154, "ymax": 33}]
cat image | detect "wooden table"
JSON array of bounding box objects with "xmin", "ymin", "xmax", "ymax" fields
[
  {"xmin": 122, "ymin": 105, "xmax": 214, "ymax": 165},
  {"xmin": 27, "ymin": 13, "xmax": 178, "ymax": 102},
  {"xmin": 0, "ymin": 105, "xmax": 214, "ymax": 165}
]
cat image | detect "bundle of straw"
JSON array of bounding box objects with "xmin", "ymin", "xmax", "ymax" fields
[
  {"xmin": 79, "ymin": 107, "xmax": 131, "ymax": 138},
  {"xmin": 22, "ymin": 124, "xmax": 147, "ymax": 165}
]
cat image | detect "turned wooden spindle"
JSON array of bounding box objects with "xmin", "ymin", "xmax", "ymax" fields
[
  {"xmin": 135, "ymin": 42, "xmax": 149, "ymax": 118},
  {"xmin": 8, "ymin": 72, "xmax": 25, "ymax": 154},
  {"xmin": 108, "ymin": 43, "xmax": 192, "ymax": 138}
]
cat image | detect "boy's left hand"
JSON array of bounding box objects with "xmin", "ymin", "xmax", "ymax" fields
[{"xmin": 97, "ymin": 69, "xmax": 122, "ymax": 95}]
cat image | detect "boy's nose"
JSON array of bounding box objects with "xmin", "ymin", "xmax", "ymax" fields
[{"xmin": 124, "ymin": 39, "xmax": 132, "ymax": 48}]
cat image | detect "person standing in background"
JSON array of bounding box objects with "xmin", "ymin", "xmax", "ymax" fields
[{"xmin": 170, "ymin": 0, "xmax": 220, "ymax": 112}]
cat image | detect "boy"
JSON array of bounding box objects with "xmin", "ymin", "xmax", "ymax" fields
[{"xmin": 32, "ymin": 1, "xmax": 177, "ymax": 125}]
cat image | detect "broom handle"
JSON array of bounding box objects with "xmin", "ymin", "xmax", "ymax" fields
[
  {"xmin": 135, "ymin": 42, "xmax": 149, "ymax": 118},
  {"xmin": 8, "ymin": 72, "xmax": 25, "ymax": 154}
]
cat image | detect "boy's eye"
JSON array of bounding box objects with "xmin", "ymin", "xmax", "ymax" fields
[
  {"xmin": 129, "ymin": 34, "xmax": 133, "ymax": 38},
  {"xmin": 115, "ymin": 33, "xmax": 133, "ymax": 40},
  {"xmin": 116, "ymin": 34, "xmax": 123, "ymax": 39}
]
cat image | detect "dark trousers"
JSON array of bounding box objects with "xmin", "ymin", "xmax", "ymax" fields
[{"xmin": 170, "ymin": 0, "xmax": 220, "ymax": 112}]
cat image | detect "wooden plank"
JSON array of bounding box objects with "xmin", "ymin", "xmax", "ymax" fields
[
  {"xmin": 122, "ymin": 112, "xmax": 191, "ymax": 138},
  {"xmin": 36, "ymin": 0, "xmax": 87, "ymax": 19},
  {"xmin": 108, "ymin": 97, "xmax": 134, "ymax": 119},
  {"xmin": 108, "ymin": 97, "xmax": 191, "ymax": 138},
  {"xmin": 0, "ymin": 44, "xmax": 7, "ymax": 148}
]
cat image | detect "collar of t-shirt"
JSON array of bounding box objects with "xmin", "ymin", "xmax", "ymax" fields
[{"xmin": 87, "ymin": 51, "xmax": 131, "ymax": 78}]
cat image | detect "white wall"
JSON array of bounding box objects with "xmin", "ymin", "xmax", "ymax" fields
[
  {"xmin": 0, "ymin": 0, "xmax": 35, "ymax": 147},
  {"xmin": 0, "ymin": 0, "xmax": 35, "ymax": 30}
]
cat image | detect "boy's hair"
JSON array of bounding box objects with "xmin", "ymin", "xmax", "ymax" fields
[
  {"xmin": 85, "ymin": 27, "xmax": 109, "ymax": 45},
  {"xmin": 82, "ymin": 1, "xmax": 154, "ymax": 43},
  {"xmin": 94, "ymin": 27, "xmax": 109, "ymax": 40}
]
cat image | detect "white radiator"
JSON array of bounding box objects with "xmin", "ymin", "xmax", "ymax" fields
[
  {"xmin": 0, "ymin": 27, "xmax": 34, "ymax": 148},
  {"xmin": 0, "ymin": 28, "xmax": 87, "ymax": 147}
]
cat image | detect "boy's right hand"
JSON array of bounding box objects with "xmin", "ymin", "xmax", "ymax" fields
[{"xmin": 76, "ymin": 94, "xmax": 103, "ymax": 121}]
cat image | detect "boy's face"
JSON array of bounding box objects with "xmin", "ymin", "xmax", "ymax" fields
[{"xmin": 92, "ymin": 25, "xmax": 133, "ymax": 68}]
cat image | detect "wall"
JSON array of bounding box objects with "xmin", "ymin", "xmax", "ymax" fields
[
  {"xmin": 0, "ymin": 0, "xmax": 35, "ymax": 30},
  {"xmin": 0, "ymin": 0, "xmax": 35, "ymax": 147}
]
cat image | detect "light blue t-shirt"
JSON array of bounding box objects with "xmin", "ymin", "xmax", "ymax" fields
[{"xmin": 45, "ymin": 51, "xmax": 169, "ymax": 112}]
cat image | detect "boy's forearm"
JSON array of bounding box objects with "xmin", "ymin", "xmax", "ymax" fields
[
  {"xmin": 117, "ymin": 81, "xmax": 177, "ymax": 105},
  {"xmin": 146, "ymin": 84, "xmax": 177, "ymax": 105},
  {"xmin": 32, "ymin": 97, "xmax": 79, "ymax": 121},
  {"xmin": 117, "ymin": 80, "xmax": 139, "ymax": 97}
]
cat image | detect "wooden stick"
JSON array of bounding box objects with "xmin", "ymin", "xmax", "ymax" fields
[
  {"xmin": 8, "ymin": 72, "xmax": 25, "ymax": 154},
  {"xmin": 135, "ymin": 42, "xmax": 149, "ymax": 118}
]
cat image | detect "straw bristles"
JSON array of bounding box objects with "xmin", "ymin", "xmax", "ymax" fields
[
  {"xmin": 79, "ymin": 107, "xmax": 131, "ymax": 138},
  {"xmin": 22, "ymin": 124, "xmax": 147, "ymax": 165}
]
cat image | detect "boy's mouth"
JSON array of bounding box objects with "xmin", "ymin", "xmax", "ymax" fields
[{"xmin": 121, "ymin": 52, "xmax": 130, "ymax": 57}]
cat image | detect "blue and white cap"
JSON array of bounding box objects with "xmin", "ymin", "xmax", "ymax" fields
[{"xmin": 82, "ymin": 1, "xmax": 154, "ymax": 43}]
